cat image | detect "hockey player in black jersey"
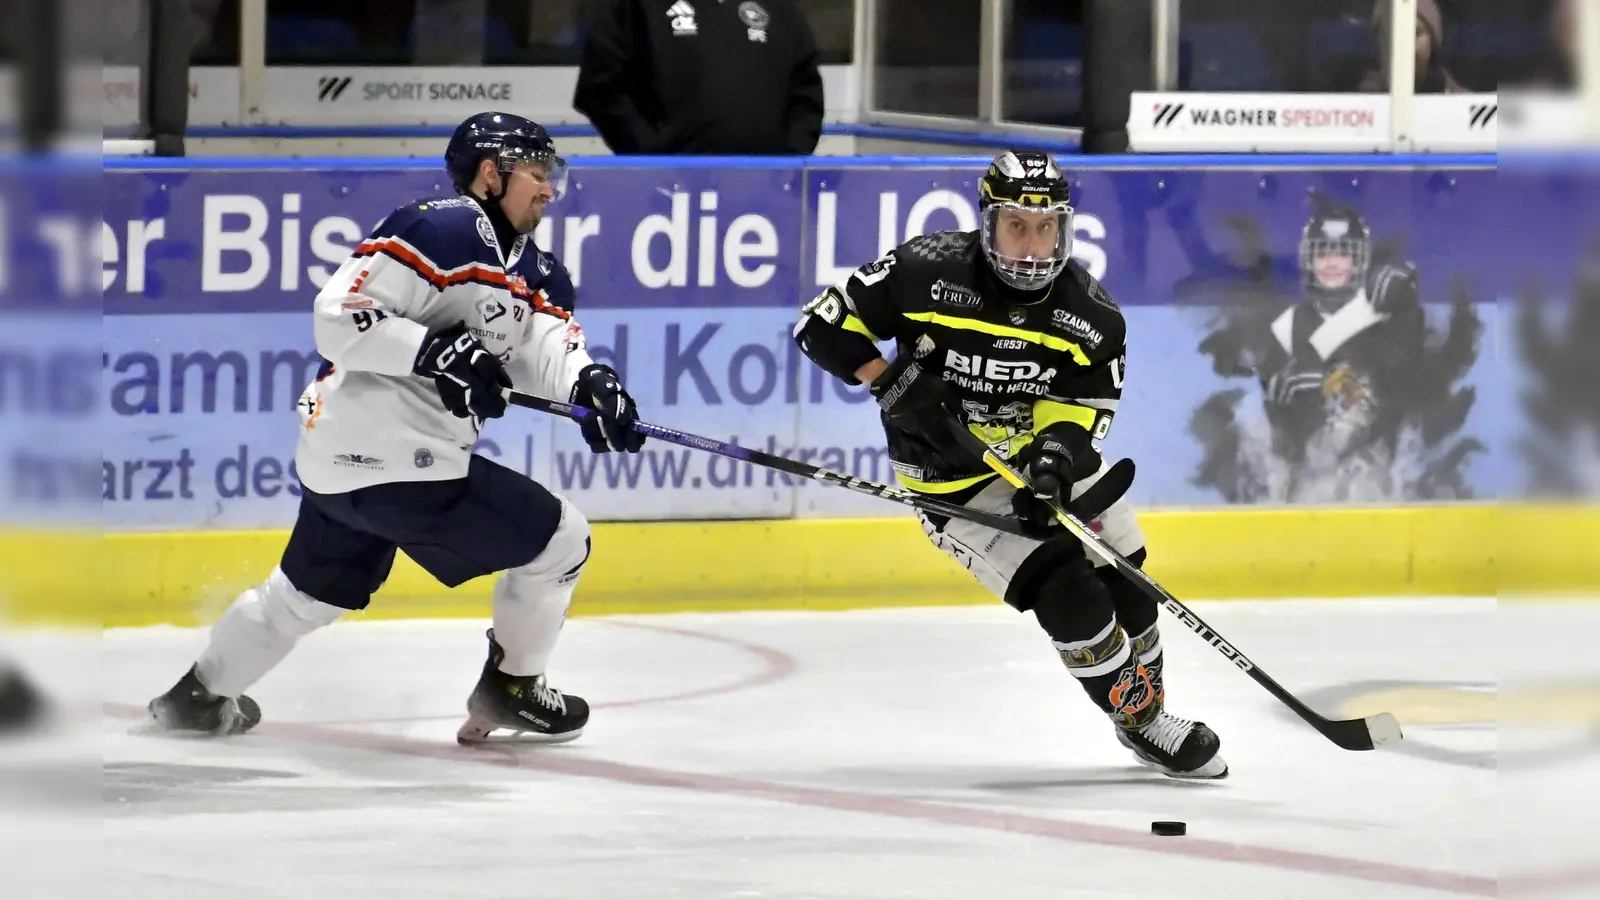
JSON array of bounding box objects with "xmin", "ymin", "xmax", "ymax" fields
[{"xmin": 793, "ymin": 150, "xmax": 1226, "ymax": 779}]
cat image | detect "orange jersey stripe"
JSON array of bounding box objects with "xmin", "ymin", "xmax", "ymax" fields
[{"xmin": 356, "ymin": 237, "xmax": 572, "ymax": 320}]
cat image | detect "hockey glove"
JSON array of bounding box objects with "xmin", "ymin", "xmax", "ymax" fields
[
  {"xmin": 869, "ymin": 354, "xmax": 976, "ymax": 465},
  {"xmin": 414, "ymin": 321, "xmax": 511, "ymax": 421},
  {"xmin": 1011, "ymin": 424, "xmax": 1103, "ymax": 534},
  {"xmin": 1262, "ymin": 363, "xmax": 1324, "ymax": 411},
  {"xmin": 572, "ymin": 364, "xmax": 646, "ymax": 453}
]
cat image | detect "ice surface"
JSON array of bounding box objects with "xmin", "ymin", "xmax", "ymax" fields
[{"xmin": 14, "ymin": 597, "xmax": 1593, "ymax": 898}]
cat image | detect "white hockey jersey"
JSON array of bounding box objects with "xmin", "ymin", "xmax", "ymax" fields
[{"xmin": 293, "ymin": 195, "xmax": 594, "ymax": 493}]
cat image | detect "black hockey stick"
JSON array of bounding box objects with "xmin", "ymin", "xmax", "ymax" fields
[
  {"xmin": 948, "ymin": 424, "xmax": 1404, "ymax": 752},
  {"xmin": 504, "ymin": 389, "xmax": 1130, "ymax": 537}
]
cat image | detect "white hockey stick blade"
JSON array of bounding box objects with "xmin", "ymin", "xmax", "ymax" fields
[{"xmin": 1365, "ymin": 713, "xmax": 1405, "ymax": 748}]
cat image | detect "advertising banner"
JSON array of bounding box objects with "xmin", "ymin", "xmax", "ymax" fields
[
  {"xmin": 83, "ymin": 157, "xmax": 1591, "ymax": 531},
  {"xmin": 1126, "ymin": 92, "xmax": 1497, "ymax": 153},
  {"xmin": 99, "ymin": 66, "xmax": 857, "ymax": 130}
]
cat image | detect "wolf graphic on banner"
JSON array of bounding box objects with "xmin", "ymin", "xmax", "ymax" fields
[{"xmin": 1184, "ymin": 189, "xmax": 1484, "ymax": 504}]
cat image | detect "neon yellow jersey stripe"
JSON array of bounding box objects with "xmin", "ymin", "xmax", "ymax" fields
[
  {"xmin": 901, "ymin": 311, "xmax": 1090, "ymax": 365},
  {"xmin": 1032, "ymin": 399, "xmax": 1098, "ymax": 433},
  {"xmin": 841, "ymin": 314, "xmax": 878, "ymax": 340}
]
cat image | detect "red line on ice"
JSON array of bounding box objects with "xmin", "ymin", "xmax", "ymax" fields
[{"xmin": 104, "ymin": 656, "xmax": 1495, "ymax": 900}]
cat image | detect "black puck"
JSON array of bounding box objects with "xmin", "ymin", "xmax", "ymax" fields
[{"xmin": 1151, "ymin": 821, "xmax": 1186, "ymax": 836}]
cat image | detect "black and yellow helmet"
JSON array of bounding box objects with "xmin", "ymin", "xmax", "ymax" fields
[{"xmin": 977, "ymin": 150, "xmax": 1074, "ymax": 291}]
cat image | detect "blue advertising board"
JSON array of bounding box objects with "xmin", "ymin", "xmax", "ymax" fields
[{"xmin": 17, "ymin": 154, "xmax": 1596, "ymax": 530}]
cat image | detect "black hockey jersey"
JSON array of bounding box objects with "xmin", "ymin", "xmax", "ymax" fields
[{"xmin": 793, "ymin": 230, "xmax": 1127, "ymax": 495}]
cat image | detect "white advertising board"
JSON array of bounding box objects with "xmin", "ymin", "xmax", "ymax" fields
[
  {"xmin": 1128, "ymin": 92, "xmax": 1499, "ymax": 154},
  {"xmin": 102, "ymin": 65, "xmax": 856, "ymax": 129},
  {"xmin": 1128, "ymin": 92, "xmax": 1390, "ymax": 153}
]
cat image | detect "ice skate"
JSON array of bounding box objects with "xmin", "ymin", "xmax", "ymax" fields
[
  {"xmin": 1116, "ymin": 712, "xmax": 1228, "ymax": 779},
  {"xmin": 456, "ymin": 629, "xmax": 588, "ymax": 745},
  {"xmin": 147, "ymin": 665, "xmax": 261, "ymax": 736}
]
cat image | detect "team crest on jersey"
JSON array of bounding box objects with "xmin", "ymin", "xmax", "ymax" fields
[
  {"xmin": 1007, "ymin": 307, "xmax": 1028, "ymax": 325},
  {"xmin": 912, "ymin": 334, "xmax": 937, "ymax": 358},
  {"xmin": 476, "ymin": 216, "xmax": 498, "ymax": 249},
  {"xmin": 413, "ymin": 449, "xmax": 434, "ymax": 469},
  {"xmin": 536, "ymin": 252, "xmax": 552, "ymax": 276}
]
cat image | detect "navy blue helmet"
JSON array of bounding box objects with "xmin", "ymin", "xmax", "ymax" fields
[{"xmin": 444, "ymin": 112, "xmax": 568, "ymax": 200}]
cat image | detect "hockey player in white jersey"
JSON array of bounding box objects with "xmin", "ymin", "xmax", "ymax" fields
[{"xmin": 147, "ymin": 112, "xmax": 646, "ymax": 744}]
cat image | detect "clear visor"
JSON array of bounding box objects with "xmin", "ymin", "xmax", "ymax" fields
[
  {"xmin": 498, "ymin": 146, "xmax": 569, "ymax": 201},
  {"xmin": 981, "ymin": 204, "xmax": 1073, "ymax": 291},
  {"xmin": 1300, "ymin": 237, "xmax": 1367, "ymax": 289}
]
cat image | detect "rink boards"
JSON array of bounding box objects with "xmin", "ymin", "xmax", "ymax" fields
[
  {"xmin": 10, "ymin": 152, "xmax": 1600, "ymax": 625},
  {"xmin": 6, "ymin": 502, "xmax": 1595, "ymax": 627}
]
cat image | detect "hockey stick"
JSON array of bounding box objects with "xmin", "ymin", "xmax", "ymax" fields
[
  {"xmin": 503, "ymin": 389, "xmax": 1131, "ymax": 538},
  {"xmin": 947, "ymin": 424, "xmax": 1405, "ymax": 752}
]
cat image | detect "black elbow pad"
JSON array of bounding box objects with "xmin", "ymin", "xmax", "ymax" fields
[{"xmin": 793, "ymin": 315, "xmax": 880, "ymax": 385}]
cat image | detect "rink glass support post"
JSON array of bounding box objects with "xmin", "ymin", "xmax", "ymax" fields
[
  {"xmin": 1386, "ymin": 0, "xmax": 1415, "ymax": 152},
  {"xmin": 977, "ymin": 0, "xmax": 1003, "ymax": 124},
  {"xmin": 1150, "ymin": 0, "xmax": 1179, "ymax": 91},
  {"xmin": 14, "ymin": 0, "xmax": 62, "ymax": 152},
  {"xmin": 238, "ymin": 0, "xmax": 267, "ymax": 125},
  {"xmin": 851, "ymin": 0, "xmax": 876, "ymax": 113},
  {"xmin": 1581, "ymin": 0, "xmax": 1600, "ymax": 141},
  {"xmin": 139, "ymin": 0, "xmax": 192, "ymax": 156}
]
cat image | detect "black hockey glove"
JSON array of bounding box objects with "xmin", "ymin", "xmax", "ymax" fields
[
  {"xmin": 571, "ymin": 364, "xmax": 646, "ymax": 453},
  {"xmin": 1011, "ymin": 424, "xmax": 1103, "ymax": 534},
  {"xmin": 414, "ymin": 320, "xmax": 511, "ymax": 421},
  {"xmin": 1262, "ymin": 362, "xmax": 1324, "ymax": 411},
  {"xmin": 869, "ymin": 354, "xmax": 976, "ymax": 465}
]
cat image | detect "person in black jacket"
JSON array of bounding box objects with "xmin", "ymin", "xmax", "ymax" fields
[{"xmin": 574, "ymin": 0, "xmax": 825, "ymax": 155}]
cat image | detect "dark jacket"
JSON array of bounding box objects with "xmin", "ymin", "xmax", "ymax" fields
[
  {"xmin": 573, "ymin": 0, "xmax": 825, "ymax": 155},
  {"xmin": 1357, "ymin": 0, "xmax": 1466, "ymax": 94}
]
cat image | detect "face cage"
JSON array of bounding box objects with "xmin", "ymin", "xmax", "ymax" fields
[
  {"xmin": 1299, "ymin": 236, "xmax": 1368, "ymax": 290},
  {"xmin": 981, "ymin": 203, "xmax": 1074, "ymax": 291},
  {"xmin": 496, "ymin": 145, "xmax": 569, "ymax": 201}
]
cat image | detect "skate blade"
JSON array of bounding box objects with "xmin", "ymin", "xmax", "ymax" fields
[
  {"xmin": 455, "ymin": 714, "xmax": 583, "ymax": 747},
  {"xmin": 1127, "ymin": 751, "xmax": 1230, "ymax": 780}
]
